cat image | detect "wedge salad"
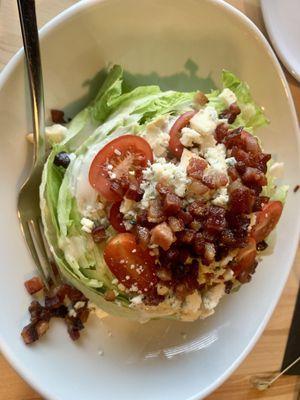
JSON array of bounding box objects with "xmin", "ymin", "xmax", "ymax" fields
[{"xmin": 40, "ymin": 65, "xmax": 287, "ymax": 322}]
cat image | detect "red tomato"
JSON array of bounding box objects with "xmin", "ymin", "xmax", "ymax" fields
[
  {"xmin": 251, "ymin": 201, "xmax": 283, "ymax": 243},
  {"xmin": 109, "ymin": 203, "xmax": 126, "ymax": 233},
  {"xmin": 89, "ymin": 135, "xmax": 153, "ymax": 202},
  {"xmin": 231, "ymin": 238, "xmax": 257, "ymax": 281},
  {"xmin": 104, "ymin": 233, "xmax": 158, "ymax": 293},
  {"xmin": 168, "ymin": 110, "xmax": 197, "ymax": 158}
]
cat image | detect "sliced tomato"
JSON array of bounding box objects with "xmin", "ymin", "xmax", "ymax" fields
[
  {"xmin": 104, "ymin": 233, "xmax": 158, "ymax": 293},
  {"xmin": 231, "ymin": 238, "xmax": 257, "ymax": 282},
  {"xmin": 89, "ymin": 135, "xmax": 153, "ymax": 202},
  {"xmin": 109, "ymin": 203, "xmax": 126, "ymax": 233},
  {"xmin": 169, "ymin": 110, "xmax": 197, "ymax": 158},
  {"xmin": 251, "ymin": 201, "xmax": 283, "ymax": 243}
]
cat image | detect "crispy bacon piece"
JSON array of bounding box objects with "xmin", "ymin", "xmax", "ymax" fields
[
  {"xmin": 177, "ymin": 210, "xmax": 193, "ymax": 225},
  {"xmin": 215, "ymin": 123, "xmax": 229, "ymax": 143},
  {"xmin": 148, "ymin": 199, "xmax": 165, "ymax": 223},
  {"xmin": 150, "ymin": 222, "xmax": 176, "ymax": 251},
  {"xmin": 163, "ymin": 193, "xmax": 182, "ymax": 215},
  {"xmin": 125, "ymin": 182, "xmax": 143, "ymax": 201},
  {"xmin": 24, "ymin": 276, "xmax": 44, "ymax": 295},
  {"xmin": 187, "ymin": 201, "xmax": 206, "ymax": 219},
  {"xmin": 228, "ymin": 180, "xmax": 255, "ymax": 214},
  {"xmin": 187, "ymin": 158, "xmax": 208, "ymax": 180},
  {"xmin": 194, "ymin": 91, "xmax": 209, "ymax": 106},
  {"xmin": 242, "ymin": 167, "xmax": 267, "ymax": 187},
  {"xmin": 91, "ymin": 226, "xmax": 106, "ymax": 243},
  {"xmin": 219, "ymin": 103, "xmax": 241, "ymax": 124},
  {"xmin": 51, "ymin": 109, "xmax": 65, "ymax": 124},
  {"xmin": 202, "ymin": 171, "xmax": 228, "ymax": 189},
  {"xmin": 177, "ymin": 229, "xmax": 196, "ymax": 244},
  {"xmin": 204, "ymin": 206, "xmax": 227, "ymax": 233},
  {"xmin": 187, "ymin": 180, "xmax": 209, "ymax": 197},
  {"xmin": 168, "ymin": 216, "xmax": 185, "ymax": 232}
]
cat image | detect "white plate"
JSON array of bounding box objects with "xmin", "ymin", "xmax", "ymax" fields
[
  {"xmin": 0, "ymin": 1, "xmax": 299, "ymax": 399},
  {"xmin": 261, "ymin": 0, "xmax": 300, "ymax": 81}
]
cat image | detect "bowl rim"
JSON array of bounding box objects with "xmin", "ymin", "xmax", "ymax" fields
[{"xmin": 0, "ymin": 1, "xmax": 299, "ymax": 399}]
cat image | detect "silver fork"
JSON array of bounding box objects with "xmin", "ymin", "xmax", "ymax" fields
[{"xmin": 17, "ymin": 0, "xmax": 54, "ymax": 288}]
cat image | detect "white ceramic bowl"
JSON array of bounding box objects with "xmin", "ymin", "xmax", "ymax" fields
[{"xmin": 0, "ymin": 1, "xmax": 299, "ymax": 399}]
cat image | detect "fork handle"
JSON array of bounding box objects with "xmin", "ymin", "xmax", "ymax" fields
[{"xmin": 17, "ymin": 0, "xmax": 45, "ymax": 165}]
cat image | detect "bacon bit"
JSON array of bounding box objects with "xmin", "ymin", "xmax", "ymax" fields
[
  {"xmin": 188, "ymin": 180, "xmax": 209, "ymax": 197},
  {"xmin": 51, "ymin": 109, "xmax": 65, "ymax": 124},
  {"xmin": 256, "ymin": 241, "xmax": 268, "ymax": 251},
  {"xmin": 177, "ymin": 210, "xmax": 193, "ymax": 225},
  {"xmin": 187, "ymin": 158, "xmax": 208, "ymax": 180},
  {"xmin": 45, "ymin": 295, "xmax": 62, "ymax": 309},
  {"xmin": 227, "ymin": 166, "xmax": 239, "ymax": 181},
  {"xmin": 164, "ymin": 247, "xmax": 180, "ymax": 262},
  {"xmin": 157, "ymin": 268, "xmax": 172, "ymax": 281},
  {"xmin": 125, "ymin": 182, "xmax": 143, "ymax": 201},
  {"xmin": 194, "ymin": 91, "xmax": 208, "ymax": 106},
  {"xmin": 163, "ymin": 193, "xmax": 182, "ymax": 215},
  {"xmin": 177, "ymin": 229, "xmax": 196, "ymax": 244},
  {"xmin": 91, "ymin": 226, "xmax": 106, "ymax": 243},
  {"xmin": 193, "ymin": 233, "xmax": 206, "ymax": 256},
  {"xmin": 190, "ymin": 220, "xmax": 202, "ymax": 231},
  {"xmin": 187, "ymin": 201, "xmax": 206, "ymax": 219},
  {"xmin": 219, "ymin": 103, "xmax": 241, "ymax": 124},
  {"xmin": 294, "ymin": 185, "xmax": 300, "ymax": 193},
  {"xmin": 24, "ymin": 276, "xmax": 44, "ymax": 295},
  {"xmin": 36, "ymin": 320, "xmax": 50, "ymax": 338},
  {"xmin": 168, "ymin": 216, "xmax": 185, "ymax": 232},
  {"xmin": 136, "ymin": 225, "xmax": 151, "ymax": 249},
  {"xmin": 202, "ymin": 171, "xmax": 228, "ymax": 189},
  {"xmin": 156, "ymin": 182, "xmax": 173, "ymax": 197},
  {"xmin": 228, "ymin": 180, "xmax": 255, "ymax": 214},
  {"xmin": 225, "ymin": 281, "xmax": 233, "ymax": 294},
  {"xmin": 104, "ymin": 289, "xmax": 116, "ymax": 302},
  {"xmin": 21, "ymin": 322, "xmax": 39, "ymax": 344},
  {"xmin": 242, "ymin": 167, "xmax": 267, "ymax": 187},
  {"xmin": 150, "ymin": 222, "xmax": 176, "ymax": 251},
  {"xmin": 215, "ymin": 123, "xmax": 229, "ymax": 143},
  {"xmin": 148, "ymin": 199, "xmax": 165, "ymax": 223},
  {"xmin": 204, "ymin": 206, "xmax": 227, "ymax": 233}
]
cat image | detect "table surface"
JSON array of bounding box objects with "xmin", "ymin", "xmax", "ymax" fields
[{"xmin": 0, "ymin": 0, "xmax": 299, "ymax": 399}]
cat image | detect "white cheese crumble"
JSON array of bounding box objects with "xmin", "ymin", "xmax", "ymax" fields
[
  {"xmin": 212, "ymin": 187, "xmax": 229, "ymax": 207},
  {"xmin": 140, "ymin": 158, "xmax": 190, "ymax": 208},
  {"xmin": 74, "ymin": 301, "xmax": 86, "ymax": 310},
  {"xmin": 130, "ymin": 295, "xmax": 144, "ymax": 305},
  {"xmin": 140, "ymin": 116, "xmax": 171, "ymax": 157},
  {"xmin": 120, "ymin": 198, "xmax": 136, "ymax": 215},
  {"xmin": 190, "ymin": 106, "xmax": 219, "ymax": 136},
  {"xmin": 204, "ymin": 144, "xmax": 227, "ymax": 173},
  {"xmin": 26, "ymin": 124, "xmax": 68, "ymax": 145},
  {"xmin": 225, "ymin": 157, "xmax": 237, "ymax": 167},
  {"xmin": 80, "ymin": 217, "xmax": 94, "ymax": 233},
  {"xmin": 120, "ymin": 198, "xmax": 137, "ymax": 231},
  {"xmin": 218, "ymin": 88, "xmax": 237, "ymax": 107},
  {"xmin": 180, "ymin": 127, "xmax": 217, "ymax": 152}
]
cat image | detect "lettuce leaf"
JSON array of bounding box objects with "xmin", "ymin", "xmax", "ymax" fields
[{"xmin": 207, "ymin": 70, "xmax": 269, "ymax": 132}]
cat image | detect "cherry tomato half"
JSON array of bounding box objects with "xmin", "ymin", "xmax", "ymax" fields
[
  {"xmin": 104, "ymin": 233, "xmax": 158, "ymax": 293},
  {"xmin": 168, "ymin": 110, "xmax": 197, "ymax": 158},
  {"xmin": 251, "ymin": 201, "xmax": 283, "ymax": 243},
  {"xmin": 109, "ymin": 202, "xmax": 126, "ymax": 233},
  {"xmin": 89, "ymin": 135, "xmax": 153, "ymax": 202},
  {"xmin": 231, "ymin": 238, "xmax": 257, "ymax": 282}
]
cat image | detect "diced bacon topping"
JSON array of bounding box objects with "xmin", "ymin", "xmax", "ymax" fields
[
  {"xmin": 150, "ymin": 222, "xmax": 176, "ymax": 251},
  {"xmin": 24, "ymin": 276, "xmax": 44, "ymax": 295},
  {"xmin": 187, "ymin": 158, "xmax": 208, "ymax": 180}
]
